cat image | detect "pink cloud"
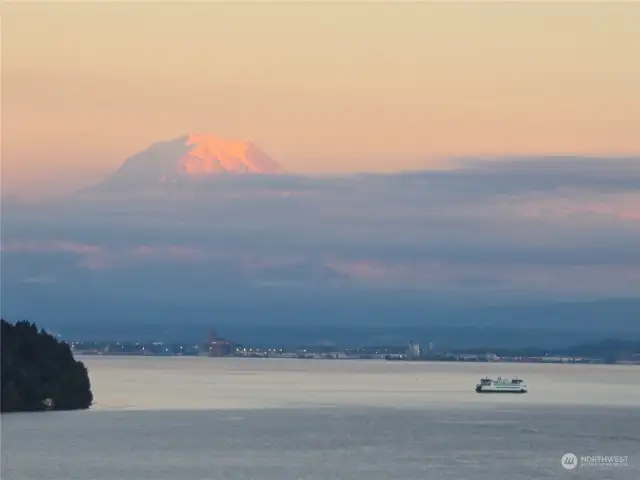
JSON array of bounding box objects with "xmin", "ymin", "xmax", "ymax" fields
[
  {"xmin": 581, "ymin": 204, "xmax": 640, "ymax": 222},
  {"xmin": 131, "ymin": 245, "xmax": 207, "ymax": 263},
  {"xmin": 0, "ymin": 240, "xmax": 102, "ymax": 254},
  {"xmin": 0, "ymin": 240, "xmax": 213, "ymax": 269}
]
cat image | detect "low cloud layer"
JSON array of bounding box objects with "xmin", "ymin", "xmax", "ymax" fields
[{"xmin": 2, "ymin": 156, "xmax": 639, "ymax": 326}]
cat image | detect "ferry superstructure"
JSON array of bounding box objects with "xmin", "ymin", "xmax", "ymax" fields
[{"xmin": 475, "ymin": 376, "xmax": 528, "ymax": 393}]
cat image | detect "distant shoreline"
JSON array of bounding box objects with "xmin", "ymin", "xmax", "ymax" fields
[
  {"xmin": 69, "ymin": 335, "xmax": 640, "ymax": 365},
  {"xmin": 73, "ymin": 352, "xmax": 640, "ymax": 366}
]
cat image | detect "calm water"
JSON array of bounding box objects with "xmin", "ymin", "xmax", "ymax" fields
[{"xmin": 2, "ymin": 358, "xmax": 639, "ymax": 479}]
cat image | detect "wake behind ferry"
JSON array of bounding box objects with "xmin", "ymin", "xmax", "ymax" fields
[{"xmin": 475, "ymin": 376, "xmax": 528, "ymax": 393}]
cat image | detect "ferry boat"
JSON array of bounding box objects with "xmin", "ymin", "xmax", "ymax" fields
[{"xmin": 475, "ymin": 376, "xmax": 527, "ymax": 394}]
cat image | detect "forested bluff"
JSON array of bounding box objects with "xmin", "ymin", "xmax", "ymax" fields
[{"xmin": 1, "ymin": 319, "xmax": 93, "ymax": 413}]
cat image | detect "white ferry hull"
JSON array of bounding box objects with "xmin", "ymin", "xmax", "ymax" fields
[
  {"xmin": 475, "ymin": 377, "xmax": 528, "ymax": 393},
  {"xmin": 475, "ymin": 386, "xmax": 527, "ymax": 394}
]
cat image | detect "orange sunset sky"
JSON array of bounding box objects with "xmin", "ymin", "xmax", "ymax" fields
[{"xmin": 2, "ymin": 1, "xmax": 640, "ymax": 197}]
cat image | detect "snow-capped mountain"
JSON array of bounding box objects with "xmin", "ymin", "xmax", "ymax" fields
[{"xmin": 95, "ymin": 133, "xmax": 285, "ymax": 190}]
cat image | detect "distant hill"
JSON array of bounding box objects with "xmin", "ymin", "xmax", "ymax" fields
[{"xmin": 2, "ymin": 289, "xmax": 638, "ymax": 346}]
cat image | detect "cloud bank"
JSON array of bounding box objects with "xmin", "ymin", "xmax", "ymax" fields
[{"xmin": 2, "ymin": 156, "xmax": 639, "ymax": 329}]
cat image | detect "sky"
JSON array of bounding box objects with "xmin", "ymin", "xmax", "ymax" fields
[
  {"xmin": 1, "ymin": 2, "xmax": 639, "ymax": 332},
  {"xmin": 3, "ymin": 1, "xmax": 640, "ymax": 197}
]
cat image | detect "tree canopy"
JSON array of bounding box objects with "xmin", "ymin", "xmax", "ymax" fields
[{"xmin": 1, "ymin": 319, "xmax": 93, "ymax": 412}]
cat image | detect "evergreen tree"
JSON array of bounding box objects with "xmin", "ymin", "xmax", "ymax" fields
[{"xmin": 1, "ymin": 319, "xmax": 93, "ymax": 412}]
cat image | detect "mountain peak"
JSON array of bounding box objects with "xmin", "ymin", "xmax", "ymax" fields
[
  {"xmin": 95, "ymin": 133, "xmax": 285, "ymax": 190},
  {"xmin": 177, "ymin": 133, "xmax": 282, "ymax": 176}
]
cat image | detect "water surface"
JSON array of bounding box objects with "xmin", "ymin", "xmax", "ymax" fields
[{"xmin": 2, "ymin": 357, "xmax": 638, "ymax": 479}]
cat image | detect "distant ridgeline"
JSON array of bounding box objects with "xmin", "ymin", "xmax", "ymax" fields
[{"xmin": 1, "ymin": 319, "xmax": 93, "ymax": 413}]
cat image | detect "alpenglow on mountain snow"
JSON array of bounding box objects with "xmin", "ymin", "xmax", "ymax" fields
[{"xmin": 98, "ymin": 133, "xmax": 285, "ymax": 189}]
